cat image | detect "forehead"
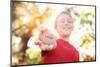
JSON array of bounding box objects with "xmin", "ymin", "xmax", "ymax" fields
[
  {"xmin": 55, "ymin": 13, "xmax": 73, "ymax": 24},
  {"xmin": 57, "ymin": 13, "xmax": 72, "ymax": 20}
]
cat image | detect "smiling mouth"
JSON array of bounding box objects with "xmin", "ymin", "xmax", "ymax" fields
[{"xmin": 63, "ymin": 27, "xmax": 71, "ymax": 31}]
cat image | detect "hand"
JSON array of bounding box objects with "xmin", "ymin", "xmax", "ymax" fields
[{"xmin": 35, "ymin": 31, "xmax": 57, "ymax": 51}]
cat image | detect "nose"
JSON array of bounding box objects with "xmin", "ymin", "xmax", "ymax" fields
[{"xmin": 64, "ymin": 21, "xmax": 69, "ymax": 26}]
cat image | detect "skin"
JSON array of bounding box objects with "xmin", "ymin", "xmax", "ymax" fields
[
  {"xmin": 55, "ymin": 12, "xmax": 74, "ymax": 41},
  {"xmin": 35, "ymin": 27, "xmax": 57, "ymax": 51}
]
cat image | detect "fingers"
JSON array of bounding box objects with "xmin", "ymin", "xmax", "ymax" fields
[{"xmin": 35, "ymin": 39, "xmax": 42, "ymax": 46}]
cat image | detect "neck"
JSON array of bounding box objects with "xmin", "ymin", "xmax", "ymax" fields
[{"xmin": 60, "ymin": 35, "xmax": 69, "ymax": 42}]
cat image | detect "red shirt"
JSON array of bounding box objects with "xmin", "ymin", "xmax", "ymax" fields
[{"xmin": 42, "ymin": 39, "xmax": 79, "ymax": 64}]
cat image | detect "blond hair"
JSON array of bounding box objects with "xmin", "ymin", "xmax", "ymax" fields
[{"xmin": 55, "ymin": 11, "xmax": 73, "ymax": 28}]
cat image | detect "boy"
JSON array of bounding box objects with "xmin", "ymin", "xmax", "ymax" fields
[
  {"xmin": 41, "ymin": 11, "xmax": 79, "ymax": 64},
  {"xmin": 29, "ymin": 11, "xmax": 79, "ymax": 64}
]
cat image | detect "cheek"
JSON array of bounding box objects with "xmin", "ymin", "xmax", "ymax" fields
[{"xmin": 56, "ymin": 23, "xmax": 63, "ymax": 31}]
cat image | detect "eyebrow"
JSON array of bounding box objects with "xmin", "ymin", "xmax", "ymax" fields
[{"xmin": 59, "ymin": 15, "xmax": 73, "ymax": 23}]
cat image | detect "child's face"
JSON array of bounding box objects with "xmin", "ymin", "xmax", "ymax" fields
[{"xmin": 55, "ymin": 13, "xmax": 73, "ymax": 37}]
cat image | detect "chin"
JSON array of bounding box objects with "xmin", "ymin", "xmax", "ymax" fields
[{"xmin": 61, "ymin": 32, "xmax": 70, "ymax": 37}]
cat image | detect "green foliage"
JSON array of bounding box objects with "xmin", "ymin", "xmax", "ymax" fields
[{"xmin": 80, "ymin": 12, "xmax": 94, "ymax": 26}]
